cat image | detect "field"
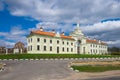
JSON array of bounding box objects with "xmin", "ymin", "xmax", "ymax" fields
[
  {"xmin": 71, "ymin": 64, "xmax": 120, "ymax": 72},
  {"xmin": 0, "ymin": 54, "xmax": 120, "ymax": 59}
]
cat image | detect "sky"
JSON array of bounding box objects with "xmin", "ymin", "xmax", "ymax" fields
[{"xmin": 0, "ymin": 0, "xmax": 120, "ymax": 48}]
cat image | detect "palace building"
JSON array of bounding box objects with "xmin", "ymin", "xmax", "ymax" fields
[{"xmin": 27, "ymin": 23, "xmax": 108, "ymax": 54}]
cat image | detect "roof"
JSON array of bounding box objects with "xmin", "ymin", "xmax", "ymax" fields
[
  {"xmin": 31, "ymin": 30, "xmax": 55, "ymax": 37},
  {"xmin": 30, "ymin": 30, "xmax": 74, "ymax": 40},
  {"xmin": 15, "ymin": 42, "xmax": 24, "ymax": 45},
  {"xmin": 86, "ymin": 39, "xmax": 98, "ymax": 43},
  {"xmin": 60, "ymin": 34, "xmax": 74, "ymax": 40},
  {"xmin": 86, "ymin": 39, "xmax": 107, "ymax": 45}
]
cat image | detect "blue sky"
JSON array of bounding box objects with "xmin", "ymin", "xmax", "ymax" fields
[{"xmin": 0, "ymin": 0, "xmax": 120, "ymax": 48}]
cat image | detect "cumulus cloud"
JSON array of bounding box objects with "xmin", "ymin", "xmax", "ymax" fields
[
  {"xmin": 81, "ymin": 21, "xmax": 120, "ymax": 47},
  {"xmin": 0, "ymin": 26, "xmax": 27, "ymax": 48},
  {"xmin": 1, "ymin": 0, "xmax": 120, "ymax": 47},
  {"xmin": 82, "ymin": 21, "xmax": 120, "ymax": 34},
  {"xmin": 3, "ymin": 0, "xmax": 120, "ymax": 24},
  {"xmin": 36, "ymin": 22, "xmax": 74, "ymax": 34}
]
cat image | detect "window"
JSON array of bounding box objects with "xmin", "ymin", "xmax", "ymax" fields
[
  {"xmin": 67, "ymin": 48, "xmax": 69, "ymax": 52},
  {"xmin": 44, "ymin": 39, "xmax": 46, "ymax": 43},
  {"xmin": 71, "ymin": 42, "xmax": 73, "ymax": 46},
  {"xmin": 50, "ymin": 46, "xmax": 52, "ymax": 51},
  {"xmin": 37, "ymin": 38, "xmax": 40, "ymax": 42},
  {"xmin": 28, "ymin": 46, "xmax": 29, "ymax": 51},
  {"xmin": 37, "ymin": 45, "xmax": 40, "ymax": 50},
  {"xmin": 50, "ymin": 40, "xmax": 52, "ymax": 43},
  {"xmin": 28, "ymin": 39, "xmax": 30, "ymax": 43},
  {"xmin": 62, "ymin": 47, "xmax": 64, "ymax": 52},
  {"xmin": 57, "ymin": 40, "xmax": 59, "ymax": 44},
  {"xmin": 91, "ymin": 49, "xmax": 92, "ymax": 53},
  {"xmin": 67, "ymin": 42, "xmax": 69, "ymax": 45},
  {"xmin": 31, "ymin": 45, "xmax": 32, "ymax": 51},
  {"xmin": 91, "ymin": 44, "xmax": 92, "ymax": 47},
  {"xmin": 83, "ymin": 47, "xmax": 85, "ymax": 53},
  {"xmin": 62, "ymin": 41, "xmax": 64, "ymax": 44},
  {"xmin": 71, "ymin": 48, "xmax": 73, "ymax": 52},
  {"xmin": 31, "ymin": 38, "xmax": 32, "ymax": 42},
  {"xmin": 44, "ymin": 46, "xmax": 46, "ymax": 51}
]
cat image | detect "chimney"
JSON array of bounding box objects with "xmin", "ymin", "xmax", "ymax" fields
[
  {"xmin": 52, "ymin": 29, "xmax": 55, "ymax": 33},
  {"xmin": 40, "ymin": 27, "xmax": 43, "ymax": 31},
  {"xmin": 61, "ymin": 32, "xmax": 64, "ymax": 35}
]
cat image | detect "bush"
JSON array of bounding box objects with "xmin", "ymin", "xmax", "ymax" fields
[{"xmin": 111, "ymin": 52, "xmax": 120, "ymax": 55}]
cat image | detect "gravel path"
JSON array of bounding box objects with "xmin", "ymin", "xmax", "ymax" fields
[{"xmin": 0, "ymin": 60, "xmax": 120, "ymax": 80}]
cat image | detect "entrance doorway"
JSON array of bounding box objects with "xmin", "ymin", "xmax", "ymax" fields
[
  {"xmin": 57, "ymin": 47, "xmax": 59, "ymax": 53},
  {"xmin": 77, "ymin": 40, "xmax": 81, "ymax": 54},
  {"xmin": 77, "ymin": 47, "xmax": 80, "ymax": 54}
]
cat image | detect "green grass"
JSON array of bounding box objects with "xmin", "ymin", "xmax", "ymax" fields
[
  {"xmin": 0, "ymin": 54, "xmax": 120, "ymax": 59},
  {"xmin": 71, "ymin": 65, "xmax": 120, "ymax": 72}
]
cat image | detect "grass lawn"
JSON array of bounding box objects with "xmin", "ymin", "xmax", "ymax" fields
[
  {"xmin": 0, "ymin": 54, "xmax": 120, "ymax": 59},
  {"xmin": 71, "ymin": 65, "xmax": 120, "ymax": 72}
]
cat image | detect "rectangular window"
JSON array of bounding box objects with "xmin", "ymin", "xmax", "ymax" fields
[
  {"xmin": 31, "ymin": 45, "xmax": 32, "ymax": 51},
  {"xmin": 50, "ymin": 46, "xmax": 52, "ymax": 51},
  {"xmin": 37, "ymin": 45, "xmax": 40, "ymax": 50},
  {"xmin": 91, "ymin": 49, "xmax": 92, "ymax": 53},
  {"xmin": 37, "ymin": 38, "xmax": 40, "ymax": 42},
  {"xmin": 28, "ymin": 39, "xmax": 30, "ymax": 43},
  {"xmin": 50, "ymin": 40, "xmax": 52, "ymax": 43},
  {"xmin": 71, "ymin": 42, "xmax": 73, "ymax": 46},
  {"xmin": 62, "ymin": 41, "xmax": 64, "ymax": 44},
  {"xmin": 31, "ymin": 38, "xmax": 32, "ymax": 42},
  {"xmin": 57, "ymin": 40, "xmax": 59, "ymax": 44},
  {"xmin": 67, "ymin": 42, "xmax": 69, "ymax": 45},
  {"xmin": 44, "ymin": 39, "xmax": 46, "ymax": 43},
  {"xmin": 67, "ymin": 48, "xmax": 69, "ymax": 52},
  {"xmin": 62, "ymin": 47, "xmax": 64, "ymax": 52},
  {"xmin": 71, "ymin": 48, "xmax": 73, "ymax": 52},
  {"xmin": 44, "ymin": 46, "xmax": 46, "ymax": 51},
  {"xmin": 83, "ymin": 47, "xmax": 85, "ymax": 53},
  {"xmin": 91, "ymin": 44, "xmax": 92, "ymax": 47}
]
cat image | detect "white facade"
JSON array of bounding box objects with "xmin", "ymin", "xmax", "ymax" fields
[{"xmin": 27, "ymin": 23, "xmax": 108, "ymax": 54}]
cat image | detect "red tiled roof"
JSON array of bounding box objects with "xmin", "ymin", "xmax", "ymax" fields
[
  {"xmin": 31, "ymin": 30, "xmax": 55, "ymax": 37},
  {"xmin": 86, "ymin": 39, "xmax": 98, "ymax": 43},
  {"xmin": 30, "ymin": 30, "xmax": 74, "ymax": 40},
  {"xmin": 101, "ymin": 42, "xmax": 107, "ymax": 45},
  {"xmin": 60, "ymin": 34, "xmax": 74, "ymax": 40},
  {"xmin": 86, "ymin": 39, "xmax": 107, "ymax": 45}
]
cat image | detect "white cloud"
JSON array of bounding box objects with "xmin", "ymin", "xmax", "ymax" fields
[
  {"xmin": 36, "ymin": 22, "xmax": 74, "ymax": 34},
  {"xmin": 81, "ymin": 21, "xmax": 120, "ymax": 47},
  {"xmin": 4, "ymin": 0, "xmax": 120, "ymax": 24},
  {"xmin": 0, "ymin": 26, "xmax": 27, "ymax": 48},
  {"xmin": 106, "ymin": 40, "xmax": 120, "ymax": 47},
  {"xmin": 82, "ymin": 21, "xmax": 120, "ymax": 34},
  {"xmin": 1, "ymin": 0, "xmax": 120, "ymax": 47}
]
